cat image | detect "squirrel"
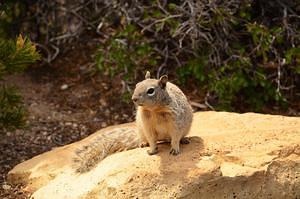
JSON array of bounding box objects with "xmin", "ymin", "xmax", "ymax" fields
[
  {"xmin": 72, "ymin": 71, "xmax": 192, "ymax": 172},
  {"xmin": 132, "ymin": 71, "xmax": 193, "ymax": 155}
]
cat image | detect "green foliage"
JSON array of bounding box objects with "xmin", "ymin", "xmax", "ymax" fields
[
  {"xmin": 174, "ymin": 2, "xmax": 298, "ymax": 111},
  {"xmin": 5, "ymin": 0, "xmax": 296, "ymax": 112},
  {"xmin": 0, "ymin": 35, "xmax": 40, "ymax": 130},
  {"xmin": 177, "ymin": 54, "xmax": 282, "ymax": 110},
  {"xmin": 177, "ymin": 54, "xmax": 208, "ymax": 84},
  {"xmin": 0, "ymin": 86, "xmax": 26, "ymax": 130},
  {"xmin": 95, "ymin": 24, "xmax": 158, "ymax": 81},
  {"xmin": 285, "ymin": 47, "xmax": 300, "ymax": 75},
  {"xmin": 247, "ymin": 23, "xmax": 283, "ymax": 62},
  {"xmin": 285, "ymin": 48, "xmax": 300, "ymax": 63},
  {"xmin": 92, "ymin": 1, "xmax": 299, "ymax": 112},
  {"xmin": 0, "ymin": 2, "xmax": 39, "ymax": 130},
  {"xmin": 0, "ymin": 35, "xmax": 40, "ymax": 77}
]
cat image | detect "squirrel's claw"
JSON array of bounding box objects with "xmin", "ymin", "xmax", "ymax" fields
[
  {"xmin": 139, "ymin": 142, "xmax": 149, "ymax": 148},
  {"xmin": 169, "ymin": 148, "xmax": 180, "ymax": 155},
  {"xmin": 147, "ymin": 147, "xmax": 158, "ymax": 155}
]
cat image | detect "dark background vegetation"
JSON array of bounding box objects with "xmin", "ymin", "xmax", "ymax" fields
[
  {"xmin": 2, "ymin": 0, "xmax": 300, "ymax": 121},
  {"xmin": 0, "ymin": 0, "xmax": 299, "ymax": 197}
]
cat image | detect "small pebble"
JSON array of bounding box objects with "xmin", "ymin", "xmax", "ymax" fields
[
  {"xmin": 71, "ymin": 135, "xmax": 77, "ymax": 139},
  {"xmin": 99, "ymin": 99, "xmax": 108, "ymax": 107},
  {"xmin": 101, "ymin": 122, "xmax": 107, "ymax": 128},
  {"xmin": 42, "ymin": 131, "xmax": 48, "ymax": 136},
  {"xmin": 101, "ymin": 83, "xmax": 108, "ymax": 90},
  {"xmin": 80, "ymin": 131, "xmax": 86, "ymax": 136},
  {"xmin": 60, "ymin": 84, "xmax": 69, "ymax": 90},
  {"xmin": 104, "ymin": 110, "xmax": 110, "ymax": 117},
  {"xmin": 93, "ymin": 118, "xmax": 100, "ymax": 122},
  {"xmin": 65, "ymin": 122, "xmax": 72, "ymax": 126},
  {"xmin": 2, "ymin": 184, "xmax": 11, "ymax": 190}
]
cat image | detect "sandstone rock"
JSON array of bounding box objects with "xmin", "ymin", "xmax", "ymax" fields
[{"xmin": 7, "ymin": 112, "xmax": 300, "ymax": 198}]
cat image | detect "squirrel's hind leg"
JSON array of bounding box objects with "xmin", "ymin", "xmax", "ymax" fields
[{"xmin": 169, "ymin": 131, "xmax": 181, "ymax": 155}]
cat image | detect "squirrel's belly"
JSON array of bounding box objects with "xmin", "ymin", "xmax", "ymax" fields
[{"xmin": 155, "ymin": 125, "xmax": 171, "ymax": 140}]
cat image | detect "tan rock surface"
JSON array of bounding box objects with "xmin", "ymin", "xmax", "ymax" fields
[{"xmin": 8, "ymin": 111, "xmax": 300, "ymax": 198}]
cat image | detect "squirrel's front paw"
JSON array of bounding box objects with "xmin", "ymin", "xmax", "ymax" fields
[
  {"xmin": 169, "ymin": 148, "xmax": 180, "ymax": 155},
  {"xmin": 147, "ymin": 147, "xmax": 158, "ymax": 155}
]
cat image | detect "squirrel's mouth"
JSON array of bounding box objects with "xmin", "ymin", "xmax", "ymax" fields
[
  {"xmin": 132, "ymin": 100, "xmax": 143, "ymax": 106},
  {"xmin": 134, "ymin": 101, "xmax": 144, "ymax": 106}
]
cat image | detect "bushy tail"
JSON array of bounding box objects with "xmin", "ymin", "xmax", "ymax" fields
[{"xmin": 73, "ymin": 126, "xmax": 139, "ymax": 173}]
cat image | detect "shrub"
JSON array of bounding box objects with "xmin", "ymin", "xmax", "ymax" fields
[
  {"xmin": 94, "ymin": 0, "xmax": 299, "ymax": 111},
  {"xmin": 95, "ymin": 24, "xmax": 158, "ymax": 81},
  {"xmin": 14, "ymin": 0, "xmax": 299, "ymax": 111},
  {"xmin": 0, "ymin": 86, "xmax": 26, "ymax": 130},
  {"xmin": 0, "ymin": 35, "xmax": 40, "ymax": 130},
  {"xmin": 0, "ymin": 35, "xmax": 40, "ymax": 75}
]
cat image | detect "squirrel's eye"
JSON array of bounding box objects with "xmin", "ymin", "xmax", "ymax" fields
[{"xmin": 147, "ymin": 88, "xmax": 155, "ymax": 96}]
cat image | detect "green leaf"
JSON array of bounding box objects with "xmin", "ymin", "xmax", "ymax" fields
[
  {"xmin": 168, "ymin": 3, "xmax": 177, "ymax": 11},
  {"xmin": 285, "ymin": 48, "xmax": 300, "ymax": 64}
]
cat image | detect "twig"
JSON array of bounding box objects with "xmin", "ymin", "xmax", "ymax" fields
[
  {"xmin": 190, "ymin": 101, "xmax": 208, "ymax": 109},
  {"xmin": 141, "ymin": 14, "xmax": 182, "ymax": 33},
  {"xmin": 205, "ymin": 92, "xmax": 215, "ymax": 111},
  {"xmin": 156, "ymin": 0, "xmax": 169, "ymax": 15},
  {"xmin": 49, "ymin": 44, "xmax": 60, "ymax": 62},
  {"xmin": 275, "ymin": 0, "xmax": 297, "ymax": 15},
  {"xmin": 34, "ymin": 42, "xmax": 51, "ymax": 63},
  {"xmin": 49, "ymin": 33, "xmax": 77, "ymax": 42}
]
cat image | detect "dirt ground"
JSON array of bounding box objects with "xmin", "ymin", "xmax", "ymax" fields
[{"xmin": 0, "ymin": 41, "xmax": 299, "ymax": 198}]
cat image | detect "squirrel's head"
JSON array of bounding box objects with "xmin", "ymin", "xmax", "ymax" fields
[{"xmin": 132, "ymin": 71, "xmax": 169, "ymax": 107}]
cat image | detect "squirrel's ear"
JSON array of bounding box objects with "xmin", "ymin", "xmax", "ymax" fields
[
  {"xmin": 159, "ymin": 75, "xmax": 168, "ymax": 89},
  {"xmin": 145, "ymin": 71, "xmax": 151, "ymax": 79}
]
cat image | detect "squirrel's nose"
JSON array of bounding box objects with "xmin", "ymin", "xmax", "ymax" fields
[{"xmin": 132, "ymin": 97, "xmax": 138, "ymax": 103}]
